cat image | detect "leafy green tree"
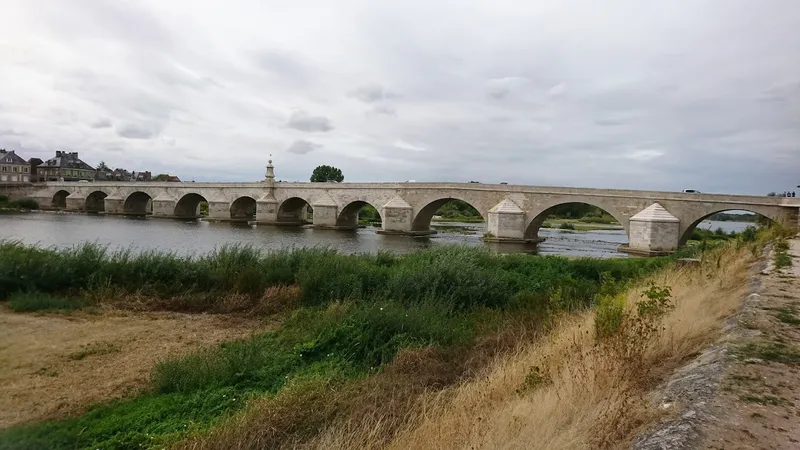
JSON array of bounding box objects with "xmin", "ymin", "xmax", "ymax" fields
[
  {"xmin": 96, "ymin": 161, "xmax": 110, "ymax": 172},
  {"xmin": 310, "ymin": 165, "xmax": 344, "ymax": 183},
  {"xmin": 436, "ymin": 200, "xmax": 481, "ymax": 218}
]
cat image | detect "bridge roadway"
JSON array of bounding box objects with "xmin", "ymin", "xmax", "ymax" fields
[{"xmin": 29, "ymin": 181, "xmax": 800, "ymax": 255}]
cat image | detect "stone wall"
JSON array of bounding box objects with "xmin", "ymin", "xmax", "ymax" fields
[{"xmin": 0, "ymin": 184, "xmax": 36, "ymax": 201}]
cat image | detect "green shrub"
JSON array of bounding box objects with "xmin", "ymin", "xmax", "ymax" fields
[
  {"xmin": 559, "ymin": 222, "xmax": 576, "ymax": 230},
  {"xmin": 775, "ymin": 252, "xmax": 792, "ymax": 269},
  {"xmin": 14, "ymin": 198, "xmax": 38, "ymax": 210},
  {"xmin": 740, "ymin": 226, "xmax": 758, "ymax": 243},
  {"xmin": 8, "ymin": 292, "xmax": 87, "ymax": 312},
  {"xmin": 577, "ymin": 215, "xmax": 617, "ymax": 224},
  {"xmin": 594, "ymin": 294, "xmax": 626, "ymax": 339}
]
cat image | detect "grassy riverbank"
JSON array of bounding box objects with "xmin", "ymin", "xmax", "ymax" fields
[{"xmin": 0, "ymin": 241, "xmax": 693, "ymax": 449}]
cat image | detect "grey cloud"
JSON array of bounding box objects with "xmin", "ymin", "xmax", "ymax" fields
[
  {"xmin": 486, "ymin": 77, "xmax": 527, "ymax": 100},
  {"xmin": 350, "ymin": 85, "xmax": 398, "ymax": 103},
  {"xmin": 287, "ymin": 111, "xmax": 333, "ymax": 132},
  {"xmin": 593, "ymin": 117, "xmax": 627, "ymax": 127},
  {"xmin": 40, "ymin": 0, "xmax": 172, "ymax": 49},
  {"xmin": 117, "ymin": 124, "xmax": 158, "ymax": 140},
  {"xmin": 254, "ymin": 50, "xmax": 311, "ymax": 88},
  {"xmin": 2, "ymin": 1, "xmax": 799, "ymax": 193},
  {"xmin": 371, "ymin": 104, "xmax": 397, "ymax": 116},
  {"xmin": 91, "ymin": 118, "xmax": 112, "ymax": 129},
  {"xmin": 286, "ymin": 139, "xmax": 322, "ymax": 155}
]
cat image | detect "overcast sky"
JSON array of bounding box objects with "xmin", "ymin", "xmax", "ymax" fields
[{"xmin": 1, "ymin": 0, "xmax": 798, "ymax": 194}]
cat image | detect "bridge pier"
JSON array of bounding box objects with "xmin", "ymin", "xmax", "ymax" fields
[
  {"xmin": 65, "ymin": 193, "xmax": 86, "ymax": 212},
  {"xmin": 621, "ymin": 203, "xmax": 680, "ymax": 256},
  {"xmin": 311, "ymin": 195, "xmax": 339, "ymax": 229},
  {"xmin": 377, "ymin": 196, "xmax": 415, "ymax": 235},
  {"xmin": 207, "ymin": 201, "xmax": 230, "ymax": 220},
  {"xmin": 256, "ymin": 194, "xmax": 278, "ymax": 223},
  {"xmin": 484, "ymin": 198, "xmax": 538, "ymax": 243},
  {"xmin": 152, "ymin": 193, "xmax": 176, "ymax": 217},
  {"xmin": 103, "ymin": 193, "xmax": 124, "ymax": 214}
]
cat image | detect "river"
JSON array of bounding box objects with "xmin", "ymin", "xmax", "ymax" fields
[{"xmin": 0, "ymin": 213, "xmax": 754, "ymax": 259}]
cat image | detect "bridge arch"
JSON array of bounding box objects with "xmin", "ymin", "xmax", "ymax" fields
[
  {"xmin": 174, "ymin": 193, "xmax": 208, "ymax": 218},
  {"xmin": 230, "ymin": 196, "xmax": 257, "ymax": 220},
  {"xmin": 51, "ymin": 190, "xmax": 70, "ymax": 209},
  {"xmin": 336, "ymin": 200, "xmax": 383, "ymax": 229},
  {"xmin": 678, "ymin": 208, "xmax": 770, "ymax": 246},
  {"xmin": 277, "ymin": 197, "xmax": 312, "ymax": 225},
  {"xmin": 85, "ymin": 190, "xmax": 108, "ymax": 212},
  {"xmin": 412, "ymin": 197, "xmax": 485, "ymax": 232},
  {"xmin": 524, "ymin": 201, "xmax": 628, "ymax": 241},
  {"xmin": 124, "ymin": 191, "xmax": 153, "ymax": 216}
]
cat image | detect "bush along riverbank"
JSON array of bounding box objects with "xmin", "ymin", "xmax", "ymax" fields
[
  {"xmin": 0, "ymin": 241, "xmax": 719, "ymax": 450},
  {"xmin": 0, "ymin": 195, "xmax": 38, "ymax": 213}
]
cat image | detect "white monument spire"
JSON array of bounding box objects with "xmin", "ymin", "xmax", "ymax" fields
[{"xmin": 265, "ymin": 154, "xmax": 275, "ymax": 182}]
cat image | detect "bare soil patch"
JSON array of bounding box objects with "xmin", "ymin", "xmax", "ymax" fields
[{"xmin": 0, "ymin": 307, "xmax": 265, "ymax": 429}]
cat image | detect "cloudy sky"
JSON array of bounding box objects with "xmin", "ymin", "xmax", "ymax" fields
[{"xmin": 1, "ymin": 0, "xmax": 798, "ymax": 194}]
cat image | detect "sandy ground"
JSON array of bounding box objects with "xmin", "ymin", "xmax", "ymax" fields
[
  {"xmin": 0, "ymin": 307, "xmax": 266, "ymax": 429},
  {"xmin": 701, "ymin": 238, "xmax": 800, "ymax": 449}
]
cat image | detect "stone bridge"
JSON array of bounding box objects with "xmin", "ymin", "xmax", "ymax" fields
[{"xmin": 28, "ymin": 175, "xmax": 799, "ymax": 255}]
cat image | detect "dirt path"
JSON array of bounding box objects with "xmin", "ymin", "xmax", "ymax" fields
[
  {"xmin": 0, "ymin": 307, "xmax": 266, "ymax": 429},
  {"xmin": 701, "ymin": 238, "xmax": 800, "ymax": 449}
]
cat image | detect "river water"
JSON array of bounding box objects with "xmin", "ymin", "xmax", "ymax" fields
[{"xmin": 0, "ymin": 213, "xmax": 754, "ymax": 259}]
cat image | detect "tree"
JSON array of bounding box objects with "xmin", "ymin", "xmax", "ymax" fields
[
  {"xmin": 310, "ymin": 165, "xmax": 344, "ymax": 183},
  {"xmin": 96, "ymin": 161, "xmax": 110, "ymax": 172}
]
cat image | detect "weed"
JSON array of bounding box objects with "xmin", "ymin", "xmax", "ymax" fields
[
  {"xmin": 775, "ymin": 252, "xmax": 792, "ymax": 269},
  {"xmin": 516, "ymin": 366, "xmax": 551, "ymax": 395},
  {"xmin": 764, "ymin": 306, "xmax": 800, "ymax": 325},
  {"xmin": 741, "ymin": 395, "xmax": 784, "ymax": 406},
  {"xmin": 738, "ymin": 342, "xmax": 800, "ymax": 366},
  {"xmin": 68, "ymin": 342, "xmax": 120, "ymax": 361}
]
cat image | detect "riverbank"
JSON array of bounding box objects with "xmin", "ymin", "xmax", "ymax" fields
[
  {"xmin": 323, "ymin": 228, "xmax": 782, "ymax": 450},
  {"xmin": 0, "ymin": 241, "xmax": 688, "ymax": 449}
]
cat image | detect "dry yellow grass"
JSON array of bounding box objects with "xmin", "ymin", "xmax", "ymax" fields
[
  {"xmin": 305, "ymin": 244, "xmax": 751, "ymax": 450},
  {"xmin": 0, "ymin": 307, "xmax": 265, "ymax": 428}
]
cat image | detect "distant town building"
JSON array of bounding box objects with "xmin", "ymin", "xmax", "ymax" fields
[
  {"xmin": 132, "ymin": 171, "xmax": 152, "ymax": 181},
  {"xmin": 0, "ymin": 149, "xmax": 31, "ymax": 183},
  {"xmin": 39, "ymin": 151, "xmax": 95, "ymax": 182},
  {"xmin": 153, "ymin": 174, "xmax": 181, "ymax": 182},
  {"xmin": 28, "ymin": 158, "xmax": 44, "ymax": 182},
  {"xmin": 96, "ymin": 168, "xmax": 153, "ymax": 182}
]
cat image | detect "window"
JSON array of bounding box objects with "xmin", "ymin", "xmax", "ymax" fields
[
  {"xmin": 13, "ymin": 166, "xmax": 18, "ymax": 172},
  {"xmin": 23, "ymin": 167, "xmax": 29, "ymax": 173},
  {"xmin": 1, "ymin": 166, "xmax": 6, "ymax": 172}
]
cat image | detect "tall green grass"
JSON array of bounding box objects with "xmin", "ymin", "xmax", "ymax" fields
[{"xmin": 0, "ymin": 241, "xmax": 669, "ymax": 310}]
